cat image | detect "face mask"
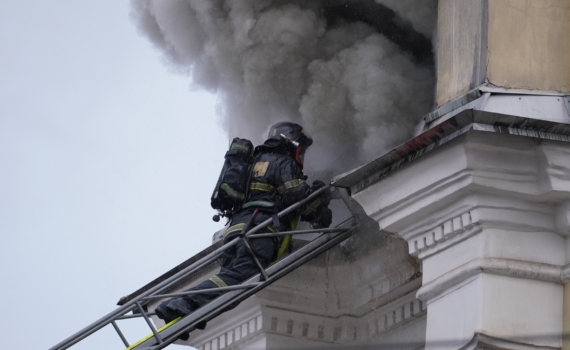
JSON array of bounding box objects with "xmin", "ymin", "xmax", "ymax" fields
[{"xmin": 295, "ymin": 147, "xmax": 306, "ymax": 167}]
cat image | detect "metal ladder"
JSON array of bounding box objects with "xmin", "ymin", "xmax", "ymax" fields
[{"xmin": 49, "ymin": 185, "xmax": 363, "ymax": 350}]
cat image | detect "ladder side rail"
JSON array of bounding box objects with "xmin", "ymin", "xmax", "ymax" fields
[{"xmin": 49, "ymin": 185, "xmax": 333, "ymax": 350}]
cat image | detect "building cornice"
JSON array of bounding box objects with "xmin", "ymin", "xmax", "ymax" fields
[
  {"xmin": 403, "ymin": 197, "xmax": 565, "ymax": 260},
  {"xmin": 417, "ymin": 258, "xmax": 570, "ymax": 302},
  {"xmin": 460, "ymin": 332, "xmax": 560, "ymax": 350},
  {"xmin": 332, "ymin": 88, "xmax": 570, "ymax": 196}
]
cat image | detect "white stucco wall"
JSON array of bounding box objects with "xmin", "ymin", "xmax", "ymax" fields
[{"xmin": 352, "ymin": 128, "xmax": 570, "ymax": 349}]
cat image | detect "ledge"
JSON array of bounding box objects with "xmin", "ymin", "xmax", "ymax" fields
[
  {"xmin": 332, "ymin": 96, "xmax": 570, "ymax": 195},
  {"xmin": 459, "ymin": 332, "xmax": 560, "ymax": 350},
  {"xmin": 417, "ymin": 258, "xmax": 567, "ymax": 302}
]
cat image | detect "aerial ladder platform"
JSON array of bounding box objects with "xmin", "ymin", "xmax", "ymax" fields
[{"xmin": 49, "ymin": 185, "xmax": 366, "ymax": 350}]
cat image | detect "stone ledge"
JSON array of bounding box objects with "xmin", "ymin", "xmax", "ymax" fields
[
  {"xmin": 458, "ymin": 332, "xmax": 560, "ymax": 350},
  {"xmin": 401, "ymin": 193, "xmax": 564, "ymax": 261},
  {"xmin": 363, "ymin": 295, "xmax": 427, "ymax": 341},
  {"xmin": 417, "ymin": 258, "xmax": 565, "ymax": 302}
]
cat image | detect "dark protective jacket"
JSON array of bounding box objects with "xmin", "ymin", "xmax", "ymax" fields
[{"xmin": 222, "ymin": 141, "xmax": 325, "ymax": 240}]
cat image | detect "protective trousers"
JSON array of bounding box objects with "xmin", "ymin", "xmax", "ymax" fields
[
  {"xmin": 186, "ymin": 234, "xmax": 277, "ymax": 307},
  {"xmin": 155, "ymin": 222, "xmax": 278, "ymax": 325}
]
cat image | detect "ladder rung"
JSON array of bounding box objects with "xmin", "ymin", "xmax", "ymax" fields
[
  {"xmin": 111, "ymin": 321, "xmax": 130, "ymax": 348},
  {"xmin": 137, "ymin": 301, "xmax": 163, "ymax": 345}
]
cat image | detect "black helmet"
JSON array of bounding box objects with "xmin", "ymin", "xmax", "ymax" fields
[{"xmin": 267, "ymin": 122, "xmax": 313, "ymax": 148}]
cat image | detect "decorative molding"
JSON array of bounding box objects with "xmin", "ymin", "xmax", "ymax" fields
[
  {"xmin": 408, "ymin": 211, "xmax": 481, "ymax": 258},
  {"xmin": 363, "ymin": 297, "xmax": 427, "ymax": 341},
  {"xmin": 398, "ymin": 195, "xmax": 564, "ymax": 261},
  {"xmin": 195, "ymin": 314, "xmax": 263, "ymax": 350},
  {"xmin": 360, "ymin": 170, "xmax": 475, "ymax": 231},
  {"xmin": 266, "ymin": 310, "xmax": 339, "ymax": 343},
  {"xmin": 458, "ymin": 332, "xmax": 560, "ymax": 350},
  {"xmin": 264, "ymin": 295, "xmax": 426, "ymax": 344},
  {"xmin": 417, "ymin": 258, "xmax": 565, "ymax": 302}
]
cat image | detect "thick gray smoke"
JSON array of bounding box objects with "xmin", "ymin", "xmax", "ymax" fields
[
  {"xmin": 375, "ymin": 0, "xmax": 438, "ymax": 37},
  {"xmin": 130, "ymin": 0, "xmax": 437, "ymax": 179}
]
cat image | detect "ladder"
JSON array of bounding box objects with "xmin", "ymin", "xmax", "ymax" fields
[{"xmin": 49, "ymin": 185, "xmax": 363, "ymax": 350}]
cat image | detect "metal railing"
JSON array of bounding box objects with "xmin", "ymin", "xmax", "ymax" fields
[{"xmin": 49, "ymin": 185, "xmax": 361, "ymax": 350}]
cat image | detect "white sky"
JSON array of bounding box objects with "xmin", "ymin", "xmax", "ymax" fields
[{"xmin": 0, "ymin": 1, "xmax": 228, "ymax": 349}]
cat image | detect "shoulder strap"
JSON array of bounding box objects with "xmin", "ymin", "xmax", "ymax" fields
[{"xmin": 241, "ymin": 152, "xmax": 260, "ymax": 206}]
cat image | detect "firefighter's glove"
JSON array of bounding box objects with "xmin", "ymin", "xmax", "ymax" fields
[
  {"xmin": 310, "ymin": 180, "xmax": 331, "ymax": 206},
  {"xmin": 311, "ymin": 207, "xmax": 333, "ymax": 229},
  {"xmin": 310, "ymin": 180, "xmax": 326, "ymax": 193}
]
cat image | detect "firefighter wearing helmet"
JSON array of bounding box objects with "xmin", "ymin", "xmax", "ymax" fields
[{"xmin": 155, "ymin": 122, "xmax": 332, "ymax": 338}]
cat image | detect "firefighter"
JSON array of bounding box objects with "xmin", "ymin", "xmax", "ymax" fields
[{"xmin": 155, "ymin": 122, "xmax": 332, "ymax": 337}]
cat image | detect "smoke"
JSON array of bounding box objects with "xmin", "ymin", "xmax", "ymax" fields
[
  {"xmin": 375, "ymin": 0, "xmax": 438, "ymax": 38},
  {"xmin": 130, "ymin": 0, "xmax": 437, "ymax": 179}
]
